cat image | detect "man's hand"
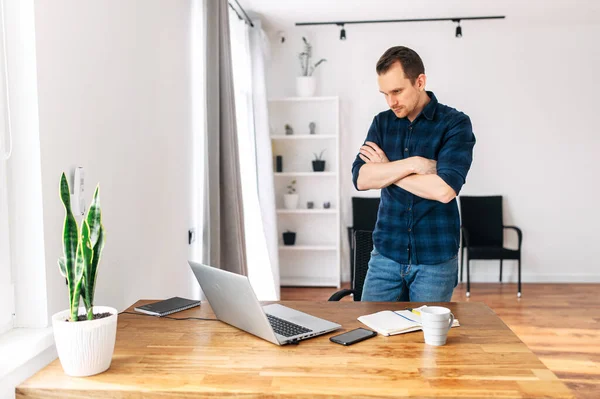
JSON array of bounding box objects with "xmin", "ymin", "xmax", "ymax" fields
[
  {"xmin": 410, "ymin": 156, "xmax": 437, "ymax": 175},
  {"xmin": 359, "ymin": 141, "xmax": 389, "ymax": 164}
]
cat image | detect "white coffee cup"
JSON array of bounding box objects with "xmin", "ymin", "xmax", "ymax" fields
[{"xmin": 420, "ymin": 306, "xmax": 454, "ymax": 346}]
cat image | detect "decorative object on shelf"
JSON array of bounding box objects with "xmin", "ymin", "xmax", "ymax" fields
[
  {"xmin": 297, "ymin": 37, "xmax": 326, "ymax": 97},
  {"xmin": 275, "ymin": 155, "xmax": 283, "ymax": 172},
  {"xmin": 284, "ymin": 124, "xmax": 294, "ymax": 135},
  {"xmin": 283, "ymin": 231, "xmax": 297, "ymax": 246},
  {"xmin": 283, "ymin": 179, "xmax": 299, "ymax": 209},
  {"xmin": 312, "ymin": 149, "xmax": 326, "ymax": 172},
  {"xmin": 309, "ymin": 121, "xmax": 316, "ymax": 135},
  {"xmin": 307, "ymin": 201, "xmax": 314, "ymax": 209},
  {"xmin": 323, "ymin": 201, "xmax": 331, "ymax": 209},
  {"xmin": 54, "ymin": 173, "xmax": 117, "ymax": 377}
]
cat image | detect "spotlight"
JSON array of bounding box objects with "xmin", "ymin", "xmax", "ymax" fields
[
  {"xmin": 339, "ymin": 23, "xmax": 346, "ymax": 40},
  {"xmin": 277, "ymin": 31, "xmax": 286, "ymax": 43},
  {"xmin": 455, "ymin": 20, "xmax": 462, "ymax": 38}
]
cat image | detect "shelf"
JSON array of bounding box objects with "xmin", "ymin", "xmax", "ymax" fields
[
  {"xmin": 268, "ymin": 96, "xmax": 338, "ymax": 102},
  {"xmin": 270, "ymin": 134, "xmax": 336, "ymax": 140},
  {"xmin": 278, "ymin": 245, "xmax": 337, "ymax": 251},
  {"xmin": 277, "ymin": 209, "xmax": 337, "ymax": 214},
  {"xmin": 274, "ymin": 172, "xmax": 336, "ymax": 177},
  {"xmin": 270, "ymin": 95, "xmax": 341, "ymax": 290}
]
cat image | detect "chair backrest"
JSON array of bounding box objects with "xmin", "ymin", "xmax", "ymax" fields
[
  {"xmin": 459, "ymin": 196, "xmax": 503, "ymax": 247},
  {"xmin": 352, "ymin": 230, "xmax": 373, "ymax": 301},
  {"xmin": 352, "ymin": 197, "xmax": 380, "ymax": 231}
]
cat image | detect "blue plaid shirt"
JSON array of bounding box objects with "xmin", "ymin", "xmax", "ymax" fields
[{"xmin": 352, "ymin": 92, "xmax": 476, "ymax": 265}]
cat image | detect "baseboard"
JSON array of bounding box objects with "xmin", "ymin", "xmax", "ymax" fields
[
  {"xmin": 462, "ymin": 272, "xmax": 600, "ymax": 283},
  {"xmin": 342, "ymin": 269, "xmax": 600, "ymax": 284}
]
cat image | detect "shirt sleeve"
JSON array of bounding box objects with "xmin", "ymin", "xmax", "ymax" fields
[
  {"xmin": 436, "ymin": 114, "xmax": 476, "ymax": 195},
  {"xmin": 352, "ymin": 116, "xmax": 382, "ymax": 191}
]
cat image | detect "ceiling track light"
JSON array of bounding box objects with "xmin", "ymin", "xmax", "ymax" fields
[
  {"xmin": 296, "ymin": 15, "xmax": 504, "ymax": 40},
  {"xmin": 337, "ymin": 23, "xmax": 346, "ymax": 40},
  {"xmin": 454, "ymin": 19, "xmax": 462, "ymax": 38}
]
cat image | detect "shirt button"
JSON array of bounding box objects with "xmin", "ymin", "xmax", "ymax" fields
[
  {"xmin": 408, "ymin": 207, "xmax": 412, "ymax": 211},
  {"xmin": 408, "ymin": 228, "xmax": 411, "ymax": 232},
  {"xmin": 404, "ymin": 148, "xmax": 408, "ymax": 152}
]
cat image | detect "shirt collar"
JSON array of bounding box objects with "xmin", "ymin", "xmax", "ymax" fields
[{"xmin": 421, "ymin": 91, "xmax": 437, "ymax": 121}]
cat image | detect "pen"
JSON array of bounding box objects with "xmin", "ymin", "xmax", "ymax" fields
[{"xmin": 406, "ymin": 308, "xmax": 420, "ymax": 316}]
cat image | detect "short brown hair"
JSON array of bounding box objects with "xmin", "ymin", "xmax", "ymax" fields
[{"xmin": 376, "ymin": 46, "xmax": 425, "ymax": 84}]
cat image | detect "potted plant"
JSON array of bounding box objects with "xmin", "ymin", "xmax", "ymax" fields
[
  {"xmin": 297, "ymin": 37, "xmax": 326, "ymax": 97},
  {"xmin": 282, "ymin": 230, "xmax": 297, "ymax": 246},
  {"xmin": 52, "ymin": 172, "xmax": 117, "ymax": 377},
  {"xmin": 284, "ymin": 124, "xmax": 294, "ymax": 135},
  {"xmin": 283, "ymin": 179, "xmax": 299, "ymax": 209},
  {"xmin": 312, "ymin": 149, "xmax": 326, "ymax": 172}
]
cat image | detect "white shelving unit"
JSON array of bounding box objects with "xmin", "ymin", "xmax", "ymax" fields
[{"xmin": 269, "ymin": 96, "xmax": 341, "ymax": 288}]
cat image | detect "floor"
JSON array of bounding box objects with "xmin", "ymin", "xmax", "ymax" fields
[{"xmin": 280, "ymin": 282, "xmax": 600, "ymax": 399}]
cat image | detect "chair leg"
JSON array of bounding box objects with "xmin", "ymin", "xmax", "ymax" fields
[
  {"xmin": 460, "ymin": 248, "xmax": 464, "ymax": 282},
  {"xmin": 499, "ymin": 259, "xmax": 503, "ymax": 283},
  {"xmin": 466, "ymin": 259, "xmax": 471, "ymax": 298},
  {"xmin": 517, "ymin": 256, "xmax": 522, "ymax": 298}
]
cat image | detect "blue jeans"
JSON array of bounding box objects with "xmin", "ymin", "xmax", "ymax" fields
[{"xmin": 361, "ymin": 247, "xmax": 458, "ymax": 302}]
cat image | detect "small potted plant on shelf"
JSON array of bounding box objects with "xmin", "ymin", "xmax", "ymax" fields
[
  {"xmin": 285, "ymin": 124, "xmax": 294, "ymax": 135},
  {"xmin": 52, "ymin": 172, "xmax": 117, "ymax": 377},
  {"xmin": 283, "ymin": 179, "xmax": 299, "ymax": 209},
  {"xmin": 283, "ymin": 230, "xmax": 297, "ymax": 246},
  {"xmin": 297, "ymin": 37, "xmax": 326, "ymax": 97},
  {"xmin": 312, "ymin": 149, "xmax": 326, "ymax": 172}
]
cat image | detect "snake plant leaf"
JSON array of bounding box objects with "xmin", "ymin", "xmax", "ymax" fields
[
  {"xmin": 88, "ymin": 224, "xmax": 104, "ymax": 309},
  {"xmin": 86, "ymin": 185, "xmax": 101, "ymax": 246},
  {"xmin": 58, "ymin": 257, "xmax": 66, "ymax": 278},
  {"xmin": 71, "ymin": 228, "xmax": 86, "ymax": 321},
  {"xmin": 84, "ymin": 186, "xmax": 104, "ymax": 315},
  {"xmin": 59, "ymin": 173, "xmax": 82, "ymax": 321},
  {"xmin": 80, "ymin": 220, "xmax": 95, "ymax": 320}
]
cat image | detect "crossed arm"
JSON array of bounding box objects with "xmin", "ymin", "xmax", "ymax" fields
[{"xmin": 356, "ymin": 141, "xmax": 457, "ymax": 203}]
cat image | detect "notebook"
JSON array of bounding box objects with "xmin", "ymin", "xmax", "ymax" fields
[
  {"xmin": 134, "ymin": 297, "xmax": 201, "ymax": 317},
  {"xmin": 357, "ymin": 305, "xmax": 460, "ymax": 336}
]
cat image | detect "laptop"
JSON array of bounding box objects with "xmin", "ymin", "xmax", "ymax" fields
[{"xmin": 188, "ymin": 261, "xmax": 341, "ymax": 345}]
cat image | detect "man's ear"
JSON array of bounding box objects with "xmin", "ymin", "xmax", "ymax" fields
[{"xmin": 417, "ymin": 74, "xmax": 427, "ymax": 91}]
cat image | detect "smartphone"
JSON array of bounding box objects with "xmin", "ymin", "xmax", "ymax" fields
[{"xmin": 329, "ymin": 328, "xmax": 377, "ymax": 346}]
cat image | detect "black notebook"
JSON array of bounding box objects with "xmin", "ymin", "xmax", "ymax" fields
[{"xmin": 134, "ymin": 297, "xmax": 201, "ymax": 317}]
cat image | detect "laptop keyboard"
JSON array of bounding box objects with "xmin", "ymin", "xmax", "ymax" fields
[{"xmin": 266, "ymin": 314, "xmax": 312, "ymax": 337}]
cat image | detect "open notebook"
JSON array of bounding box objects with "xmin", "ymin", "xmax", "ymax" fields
[{"xmin": 358, "ymin": 305, "xmax": 460, "ymax": 336}]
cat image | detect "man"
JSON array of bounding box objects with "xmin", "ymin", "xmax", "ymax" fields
[{"xmin": 352, "ymin": 46, "xmax": 476, "ymax": 302}]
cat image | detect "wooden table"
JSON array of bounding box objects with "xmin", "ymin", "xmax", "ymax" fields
[{"xmin": 17, "ymin": 301, "xmax": 573, "ymax": 398}]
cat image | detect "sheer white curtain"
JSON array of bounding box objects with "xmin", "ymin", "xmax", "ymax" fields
[
  {"xmin": 0, "ymin": 0, "xmax": 14, "ymax": 334},
  {"xmin": 229, "ymin": 11, "xmax": 279, "ymax": 300},
  {"xmin": 0, "ymin": 158, "xmax": 13, "ymax": 335}
]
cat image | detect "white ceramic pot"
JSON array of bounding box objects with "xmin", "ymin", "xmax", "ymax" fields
[
  {"xmin": 283, "ymin": 194, "xmax": 299, "ymax": 209},
  {"xmin": 296, "ymin": 76, "xmax": 316, "ymax": 97},
  {"xmin": 52, "ymin": 306, "xmax": 118, "ymax": 377}
]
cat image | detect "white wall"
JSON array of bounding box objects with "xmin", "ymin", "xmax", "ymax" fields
[
  {"xmin": 32, "ymin": 0, "xmax": 198, "ymax": 318},
  {"xmin": 264, "ymin": 1, "xmax": 600, "ymax": 282}
]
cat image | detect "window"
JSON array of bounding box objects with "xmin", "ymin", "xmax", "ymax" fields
[
  {"xmin": 229, "ymin": 10, "xmax": 278, "ymax": 300},
  {"xmin": 0, "ymin": 0, "xmax": 14, "ymax": 335}
]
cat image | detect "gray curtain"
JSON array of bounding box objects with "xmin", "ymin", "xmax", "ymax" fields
[{"xmin": 203, "ymin": 0, "xmax": 247, "ymax": 275}]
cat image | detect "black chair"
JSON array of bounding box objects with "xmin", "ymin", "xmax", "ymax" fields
[
  {"xmin": 347, "ymin": 197, "xmax": 379, "ymax": 284},
  {"xmin": 459, "ymin": 196, "xmax": 523, "ymax": 298},
  {"xmin": 329, "ymin": 230, "xmax": 373, "ymax": 301}
]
